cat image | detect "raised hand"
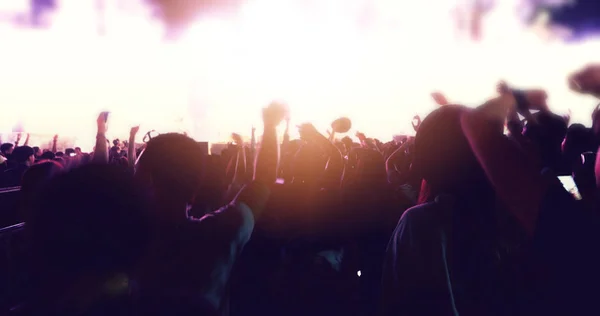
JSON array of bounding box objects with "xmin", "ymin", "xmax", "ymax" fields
[
  {"xmin": 231, "ymin": 133, "xmax": 243, "ymax": 145},
  {"xmin": 16, "ymin": 133, "xmax": 22, "ymax": 143},
  {"xmin": 53, "ymin": 134, "xmax": 59, "ymax": 142},
  {"xmin": 355, "ymin": 131, "xmax": 366, "ymax": 141},
  {"xmin": 497, "ymin": 81, "xmax": 511, "ymax": 95},
  {"xmin": 569, "ymin": 64, "xmax": 600, "ymax": 97},
  {"xmin": 564, "ymin": 109, "xmax": 572, "ymax": 124},
  {"xmin": 130, "ymin": 126, "xmax": 140, "ymax": 137},
  {"xmin": 262, "ymin": 102, "xmax": 288, "ymax": 128},
  {"xmin": 431, "ymin": 92, "xmax": 449, "ymax": 106},
  {"xmin": 412, "ymin": 115, "xmax": 422, "ymax": 132},
  {"xmin": 97, "ymin": 112, "xmax": 109, "ymax": 134}
]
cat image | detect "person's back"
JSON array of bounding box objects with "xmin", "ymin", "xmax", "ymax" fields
[
  {"xmin": 382, "ymin": 105, "xmax": 526, "ymax": 316},
  {"xmin": 135, "ymin": 104, "xmax": 284, "ymax": 316},
  {"xmin": 383, "ymin": 195, "xmax": 528, "ymax": 316}
]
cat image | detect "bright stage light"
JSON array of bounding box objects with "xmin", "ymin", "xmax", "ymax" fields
[{"xmin": 1, "ymin": 0, "xmax": 600, "ymax": 150}]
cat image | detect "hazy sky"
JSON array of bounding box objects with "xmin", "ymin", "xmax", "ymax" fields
[{"xmin": 0, "ymin": 0, "xmax": 599, "ymax": 150}]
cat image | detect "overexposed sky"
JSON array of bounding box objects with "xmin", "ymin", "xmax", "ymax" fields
[{"xmin": 0, "ymin": 0, "xmax": 598, "ymax": 150}]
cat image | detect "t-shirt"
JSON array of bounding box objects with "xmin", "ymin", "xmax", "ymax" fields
[
  {"xmin": 138, "ymin": 181, "xmax": 270, "ymax": 316},
  {"xmin": 381, "ymin": 196, "xmax": 526, "ymax": 316},
  {"xmin": 382, "ymin": 179, "xmax": 600, "ymax": 316},
  {"xmin": 381, "ymin": 198, "xmax": 459, "ymax": 316}
]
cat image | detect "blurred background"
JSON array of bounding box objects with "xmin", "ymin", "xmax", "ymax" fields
[{"xmin": 0, "ymin": 0, "xmax": 599, "ymax": 150}]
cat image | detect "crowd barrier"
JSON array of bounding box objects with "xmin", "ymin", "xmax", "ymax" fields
[
  {"xmin": 0, "ymin": 187, "xmax": 20, "ymax": 228},
  {"xmin": 0, "ymin": 221, "xmax": 26, "ymax": 312}
]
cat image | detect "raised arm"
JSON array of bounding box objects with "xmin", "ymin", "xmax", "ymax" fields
[
  {"xmin": 230, "ymin": 133, "xmax": 247, "ymax": 186},
  {"xmin": 385, "ymin": 138, "xmax": 414, "ymax": 184},
  {"xmin": 23, "ymin": 133, "xmax": 30, "ymax": 147},
  {"xmin": 128, "ymin": 126, "xmax": 140, "ymax": 168},
  {"xmin": 15, "ymin": 133, "xmax": 22, "ymax": 147},
  {"xmin": 253, "ymin": 103, "xmax": 285, "ymax": 185},
  {"xmin": 51, "ymin": 135, "xmax": 58, "ymax": 153},
  {"xmin": 283, "ymin": 118, "xmax": 290, "ymax": 146},
  {"xmin": 92, "ymin": 112, "xmax": 109, "ymax": 164},
  {"xmin": 279, "ymin": 119, "xmax": 290, "ymax": 177},
  {"xmin": 250, "ymin": 125, "xmax": 256, "ymax": 160},
  {"xmin": 461, "ymin": 94, "xmax": 547, "ymax": 236},
  {"xmin": 299, "ymin": 123, "xmax": 344, "ymax": 188},
  {"xmin": 232, "ymin": 102, "xmax": 285, "ymax": 218}
]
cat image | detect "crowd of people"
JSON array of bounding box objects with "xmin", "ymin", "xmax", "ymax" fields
[{"xmin": 1, "ymin": 64, "xmax": 600, "ymax": 316}]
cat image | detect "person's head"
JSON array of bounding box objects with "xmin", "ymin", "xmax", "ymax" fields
[
  {"xmin": 1, "ymin": 143, "xmax": 14, "ymax": 155},
  {"xmin": 65, "ymin": 148, "xmax": 76, "ymax": 157},
  {"xmin": 12, "ymin": 146, "xmax": 35, "ymax": 166},
  {"xmin": 53, "ymin": 157, "xmax": 66, "ymax": 167},
  {"xmin": 135, "ymin": 134, "xmax": 206, "ymax": 216},
  {"xmin": 40, "ymin": 151, "xmax": 55, "ymax": 160},
  {"xmin": 524, "ymin": 111, "xmax": 568, "ymax": 170},
  {"xmin": 55, "ymin": 151, "xmax": 64, "ymax": 158},
  {"xmin": 75, "ymin": 147, "xmax": 82, "ymax": 155},
  {"xmin": 80, "ymin": 153, "xmax": 91, "ymax": 165},
  {"xmin": 28, "ymin": 164, "xmax": 149, "ymax": 301},
  {"xmin": 32, "ymin": 146, "xmax": 42, "ymax": 157},
  {"xmin": 563, "ymin": 124, "xmax": 593, "ymax": 164},
  {"xmin": 291, "ymin": 143, "xmax": 327, "ymax": 185},
  {"xmin": 341, "ymin": 136, "xmax": 353, "ymax": 152},
  {"xmin": 113, "ymin": 139, "xmax": 120, "ymax": 147},
  {"xmin": 109, "ymin": 146, "xmax": 121, "ymax": 160},
  {"xmin": 412, "ymin": 105, "xmax": 490, "ymax": 200}
]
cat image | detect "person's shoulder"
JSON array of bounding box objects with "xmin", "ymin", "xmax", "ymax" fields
[
  {"xmin": 232, "ymin": 181, "xmax": 271, "ymax": 218},
  {"xmin": 401, "ymin": 201, "xmax": 445, "ymax": 224},
  {"xmin": 396, "ymin": 197, "xmax": 454, "ymax": 235},
  {"xmin": 192, "ymin": 202, "xmax": 256, "ymax": 241}
]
